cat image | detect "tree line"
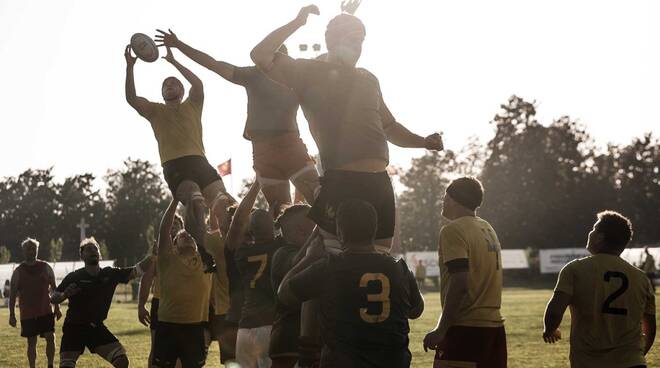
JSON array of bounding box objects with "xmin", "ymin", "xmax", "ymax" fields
[{"xmin": 1, "ymin": 95, "xmax": 658, "ymax": 262}]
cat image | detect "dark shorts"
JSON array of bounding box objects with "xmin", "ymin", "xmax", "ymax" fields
[
  {"xmin": 209, "ymin": 314, "xmax": 238, "ymax": 363},
  {"xmin": 60, "ymin": 323, "xmax": 119, "ymax": 354},
  {"xmin": 253, "ymin": 132, "xmax": 314, "ymax": 181},
  {"xmin": 434, "ymin": 326, "xmax": 507, "ymax": 368},
  {"xmin": 162, "ymin": 155, "xmax": 223, "ymax": 196},
  {"xmin": 150, "ymin": 298, "xmax": 160, "ymax": 331},
  {"xmin": 309, "ymin": 170, "xmax": 395, "ymax": 239},
  {"xmin": 21, "ymin": 313, "xmax": 55, "ymax": 338},
  {"xmin": 154, "ymin": 322, "xmax": 208, "ymax": 368},
  {"xmin": 269, "ymin": 311, "xmax": 300, "ymax": 358}
]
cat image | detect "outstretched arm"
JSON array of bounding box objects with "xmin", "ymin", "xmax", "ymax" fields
[
  {"xmin": 155, "ymin": 30, "xmax": 238, "ymax": 84},
  {"xmin": 8, "ymin": 270, "xmax": 18, "ymax": 327},
  {"xmin": 384, "ymin": 123, "xmax": 444, "ymax": 150},
  {"xmin": 225, "ymin": 180, "xmax": 262, "ymax": 250},
  {"xmin": 158, "ymin": 199, "xmax": 180, "ymax": 253},
  {"xmin": 161, "ymin": 44, "xmax": 204, "ymax": 103},
  {"xmin": 542, "ymin": 291, "xmax": 571, "ymax": 344},
  {"xmin": 251, "ymin": 5, "xmax": 319, "ymax": 84},
  {"xmin": 125, "ymin": 45, "xmax": 154, "ymax": 116},
  {"xmin": 341, "ymin": 0, "xmax": 362, "ymax": 14}
]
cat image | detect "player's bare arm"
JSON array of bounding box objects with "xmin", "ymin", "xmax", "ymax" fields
[
  {"xmin": 46, "ymin": 264, "xmax": 62, "ymax": 320},
  {"xmin": 50, "ymin": 283, "xmax": 81, "ymax": 305},
  {"xmin": 137, "ymin": 265, "xmax": 155, "ymax": 327},
  {"xmin": 423, "ymin": 271, "xmax": 468, "ymax": 352},
  {"xmin": 225, "ymin": 180, "xmax": 262, "ymax": 251},
  {"xmin": 158, "ymin": 199, "xmax": 180, "ymax": 253},
  {"xmin": 128, "ymin": 255, "xmax": 155, "ymax": 281},
  {"xmin": 384, "ymin": 123, "xmax": 444, "ymax": 150},
  {"xmin": 155, "ymin": 29, "xmax": 238, "ymax": 83},
  {"xmin": 642, "ymin": 313, "xmax": 656, "ymax": 355},
  {"xmin": 160, "ymin": 44, "xmax": 204, "ymax": 102},
  {"xmin": 250, "ymin": 5, "xmax": 319, "ymax": 84},
  {"xmin": 542, "ymin": 291, "xmax": 570, "ymax": 344},
  {"xmin": 124, "ymin": 45, "xmax": 153, "ymax": 115},
  {"xmin": 8, "ymin": 269, "xmax": 18, "ymax": 327}
]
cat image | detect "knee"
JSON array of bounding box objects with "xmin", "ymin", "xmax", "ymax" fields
[
  {"xmin": 27, "ymin": 337, "xmax": 38, "ymax": 349},
  {"xmin": 112, "ymin": 354, "xmax": 129, "ymax": 368}
]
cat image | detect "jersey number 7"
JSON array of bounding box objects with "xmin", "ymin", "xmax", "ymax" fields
[{"xmin": 247, "ymin": 254, "xmax": 268, "ymax": 289}]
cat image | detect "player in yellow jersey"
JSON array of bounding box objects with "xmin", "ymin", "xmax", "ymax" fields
[
  {"xmin": 423, "ymin": 177, "xmax": 507, "ymax": 368},
  {"xmin": 543, "ymin": 211, "xmax": 656, "ymax": 368}
]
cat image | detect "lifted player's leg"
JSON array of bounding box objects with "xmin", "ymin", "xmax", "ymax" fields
[
  {"xmin": 290, "ymin": 164, "xmax": 320, "ymax": 205},
  {"xmin": 258, "ymin": 176, "xmax": 292, "ymax": 217},
  {"xmin": 176, "ymin": 180, "xmax": 215, "ymax": 272}
]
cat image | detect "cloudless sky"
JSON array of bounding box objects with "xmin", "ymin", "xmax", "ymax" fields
[{"xmin": 1, "ymin": 0, "xmax": 658, "ymax": 197}]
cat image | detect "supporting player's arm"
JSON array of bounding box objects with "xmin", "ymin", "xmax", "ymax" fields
[
  {"xmin": 278, "ymin": 232, "xmax": 325, "ymax": 306},
  {"xmin": 250, "ymin": 5, "xmax": 319, "ymax": 84},
  {"xmin": 158, "ymin": 199, "xmax": 180, "ymax": 254},
  {"xmin": 542, "ymin": 291, "xmax": 571, "ymax": 344},
  {"xmin": 8, "ymin": 269, "xmax": 18, "ymax": 327},
  {"xmin": 46, "ymin": 264, "xmax": 62, "ymax": 320},
  {"xmin": 137, "ymin": 264, "xmax": 155, "ymax": 327},
  {"xmin": 226, "ymin": 180, "xmax": 262, "ymax": 251},
  {"xmin": 341, "ymin": 0, "xmax": 362, "ymax": 14},
  {"xmin": 155, "ymin": 30, "xmax": 238, "ymax": 83},
  {"xmin": 50, "ymin": 278, "xmax": 81, "ymax": 305},
  {"xmin": 423, "ymin": 270, "xmax": 468, "ymax": 352},
  {"xmin": 161, "ymin": 44, "xmax": 204, "ymax": 103},
  {"xmin": 384, "ymin": 122, "xmax": 443, "ymax": 150},
  {"xmin": 124, "ymin": 45, "xmax": 153, "ymax": 115}
]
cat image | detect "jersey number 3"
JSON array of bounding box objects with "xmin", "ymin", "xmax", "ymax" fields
[
  {"xmin": 359, "ymin": 273, "xmax": 391, "ymax": 323},
  {"xmin": 601, "ymin": 271, "xmax": 629, "ymax": 316},
  {"xmin": 247, "ymin": 254, "xmax": 268, "ymax": 289}
]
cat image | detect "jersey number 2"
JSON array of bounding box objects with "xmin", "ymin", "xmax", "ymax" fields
[
  {"xmin": 247, "ymin": 254, "xmax": 268, "ymax": 289},
  {"xmin": 359, "ymin": 273, "xmax": 391, "ymax": 323},
  {"xmin": 601, "ymin": 271, "xmax": 629, "ymax": 316}
]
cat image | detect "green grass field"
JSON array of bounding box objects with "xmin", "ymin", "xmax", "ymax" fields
[{"xmin": 1, "ymin": 288, "xmax": 658, "ymax": 367}]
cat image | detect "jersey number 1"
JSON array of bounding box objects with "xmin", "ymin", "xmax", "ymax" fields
[
  {"xmin": 359, "ymin": 273, "xmax": 391, "ymax": 323},
  {"xmin": 247, "ymin": 254, "xmax": 268, "ymax": 289},
  {"xmin": 601, "ymin": 271, "xmax": 628, "ymax": 316}
]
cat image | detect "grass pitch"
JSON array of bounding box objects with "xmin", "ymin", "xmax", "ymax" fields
[{"xmin": 0, "ymin": 288, "xmax": 658, "ymax": 367}]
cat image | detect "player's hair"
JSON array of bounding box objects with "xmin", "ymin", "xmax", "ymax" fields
[
  {"xmin": 595, "ymin": 210, "xmax": 633, "ymax": 252},
  {"xmin": 162, "ymin": 76, "xmax": 183, "ymax": 87},
  {"xmin": 446, "ymin": 177, "xmax": 484, "ymax": 211},
  {"xmin": 336, "ymin": 199, "xmax": 377, "ymax": 243},
  {"xmin": 325, "ymin": 14, "xmax": 366, "ymax": 47},
  {"xmin": 275, "ymin": 204, "xmax": 310, "ymax": 228},
  {"xmin": 79, "ymin": 237, "xmax": 100, "ymax": 256},
  {"xmin": 249, "ymin": 209, "xmax": 274, "ymax": 241},
  {"xmin": 21, "ymin": 237, "xmax": 39, "ymax": 249}
]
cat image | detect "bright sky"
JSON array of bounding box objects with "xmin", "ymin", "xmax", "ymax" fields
[{"xmin": 1, "ymin": 0, "xmax": 659, "ymax": 197}]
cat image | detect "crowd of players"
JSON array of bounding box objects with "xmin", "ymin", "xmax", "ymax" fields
[{"xmin": 7, "ymin": 3, "xmax": 657, "ymax": 368}]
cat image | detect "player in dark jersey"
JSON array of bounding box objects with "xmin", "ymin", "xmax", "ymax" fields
[
  {"xmin": 51, "ymin": 237, "xmax": 154, "ymax": 368},
  {"xmin": 269, "ymin": 204, "xmax": 316, "ymax": 368},
  {"xmin": 155, "ymin": 30, "xmax": 319, "ymax": 214},
  {"xmin": 279, "ymin": 199, "xmax": 424, "ymax": 368},
  {"xmin": 225, "ymin": 181, "xmax": 282, "ymax": 367}
]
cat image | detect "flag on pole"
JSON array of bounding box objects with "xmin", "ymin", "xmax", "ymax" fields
[{"xmin": 217, "ymin": 159, "xmax": 232, "ymax": 177}]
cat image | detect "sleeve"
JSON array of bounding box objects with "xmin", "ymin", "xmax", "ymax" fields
[
  {"xmin": 274, "ymin": 54, "xmax": 309, "ymax": 93},
  {"xmin": 55, "ymin": 273, "xmax": 73, "ymax": 293},
  {"xmin": 288, "ymin": 258, "xmax": 329, "ymax": 302},
  {"xmin": 439, "ymin": 225, "xmax": 469, "ymax": 273},
  {"xmin": 138, "ymin": 101, "xmax": 160, "ymax": 120},
  {"xmin": 645, "ymin": 278, "xmax": 656, "ymax": 315},
  {"xmin": 399, "ymin": 260, "xmax": 423, "ymax": 311},
  {"xmin": 111, "ymin": 267, "xmax": 134, "ymax": 284},
  {"xmin": 231, "ymin": 66, "xmax": 255, "ymax": 86},
  {"xmin": 553, "ymin": 262, "xmax": 575, "ymax": 297}
]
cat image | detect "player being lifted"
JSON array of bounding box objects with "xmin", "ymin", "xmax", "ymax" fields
[
  {"xmin": 543, "ymin": 211, "xmax": 656, "ymax": 368},
  {"xmin": 125, "ymin": 43, "xmax": 232, "ymax": 272},
  {"xmin": 250, "ymin": 4, "xmax": 444, "ymax": 252},
  {"xmin": 278, "ymin": 199, "xmax": 424, "ymax": 367},
  {"xmin": 154, "ymin": 30, "xmax": 319, "ymax": 213},
  {"xmin": 423, "ymin": 177, "xmax": 507, "ymax": 368}
]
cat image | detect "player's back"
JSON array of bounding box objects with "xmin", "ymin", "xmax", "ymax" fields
[
  {"xmin": 559, "ymin": 254, "xmax": 655, "ymax": 367},
  {"xmin": 320, "ymin": 252, "xmax": 420, "ymax": 367}
]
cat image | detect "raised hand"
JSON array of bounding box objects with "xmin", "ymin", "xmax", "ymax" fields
[
  {"xmin": 295, "ymin": 5, "xmax": 320, "ymax": 26},
  {"xmin": 162, "ymin": 46, "xmax": 175, "ymax": 64},
  {"xmin": 155, "ymin": 28, "xmax": 179, "ymax": 48},
  {"xmin": 124, "ymin": 45, "xmax": 137, "ymax": 66},
  {"xmin": 341, "ymin": 0, "xmax": 362, "ymax": 15},
  {"xmin": 424, "ymin": 133, "xmax": 444, "ymax": 151}
]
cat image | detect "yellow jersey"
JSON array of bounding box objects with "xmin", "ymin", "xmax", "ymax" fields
[
  {"xmin": 143, "ymin": 97, "xmax": 205, "ymax": 164},
  {"xmin": 555, "ymin": 253, "xmax": 655, "ymax": 368},
  {"xmin": 438, "ymin": 216, "xmax": 504, "ymax": 327},
  {"xmin": 157, "ymin": 234, "xmax": 225, "ymax": 324},
  {"xmin": 208, "ymin": 231, "xmax": 230, "ymax": 316}
]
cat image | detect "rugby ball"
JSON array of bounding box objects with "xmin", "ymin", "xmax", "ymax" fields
[{"xmin": 130, "ymin": 33, "xmax": 159, "ymax": 62}]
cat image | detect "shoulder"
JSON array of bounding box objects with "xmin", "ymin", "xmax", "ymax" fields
[
  {"xmin": 356, "ymin": 67, "xmax": 378, "ymax": 81},
  {"xmin": 440, "ymin": 221, "xmax": 464, "ymax": 237}
]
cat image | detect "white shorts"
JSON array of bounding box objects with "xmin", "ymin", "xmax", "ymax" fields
[{"xmin": 236, "ymin": 325, "xmax": 272, "ymax": 368}]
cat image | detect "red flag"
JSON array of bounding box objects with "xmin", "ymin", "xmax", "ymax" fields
[{"xmin": 217, "ymin": 159, "xmax": 232, "ymax": 177}]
